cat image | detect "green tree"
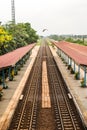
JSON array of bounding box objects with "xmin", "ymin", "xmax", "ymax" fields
[
  {"xmin": 0, "ymin": 26, "xmax": 12, "ymax": 55},
  {"xmin": 5, "ymin": 22, "xmax": 39, "ymax": 49}
]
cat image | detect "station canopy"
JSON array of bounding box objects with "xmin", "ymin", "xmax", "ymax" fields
[
  {"xmin": 0, "ymin": 43, "xmax": 35, "ymax": 70},
  {"xmin": 53, "ymin": 41, "xmax": 87, "ymax": 66}
]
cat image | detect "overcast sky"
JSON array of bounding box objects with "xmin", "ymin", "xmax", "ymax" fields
[{"xmin": 0, "ymin": 0, "xmax": 87, "ymax": 36}]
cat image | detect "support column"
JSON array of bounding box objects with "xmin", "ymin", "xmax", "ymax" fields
[
  {"xmin": 74, "ymin": 61, "xmax": 76, "ymax": 72},
  {"xmin": 66, "ymin": 54, "xmax": 68, "ymax": 63},
  {"xmin": 2, "ymin": 69, "xmax": 8, "ymax": 88},
  {"xmin": 70, "ymin": 58, "xmax": 72, "ymax": 67},
  {"xmin": 57, "ymin": 48, "xmax": 59, "ymax": 56},
  {"xmin": 63, "ymin": 52, "xmax": 65, "ymax": 60},
  {"xmin": 20, "ymin": 59, "xmax": 23, "ymax": 67},
  {"xmin": 8, "ymin": 67, "xmax": 11, "ymax": 80},
  {"xmin": 68, "ymin": 56, "xmax": 69, "ymax": 65},
  {"xmin": 14, "ymin": 65, "xmax": 18, "ymax": 75},
  {"xmin": 59, "ymin": 49, "xmax": 61, "ymax": 56},
  {"xmin": 2, "ymin": 70, "xmax": 5, "ymax": 88},
  {"xmin": 61, "ymin": 51, "xmax": 63, "ymax": 58},
  {"xmin": 65, "ymin": 54, "xmax": 67, "ymax": 63},
  {"xmin": 78, "ymin": 65, "xmax": 80, "ymax": 79},
  {"xmin": 60, "ymin": 50, "xmax": 62, "ymax": 57},
  {"xmin": 84, "ymin": 66, "xmax": 86, "ymax": 87},
  {"xmin": 57, "ymin": 48, "xmax": 59, "ymax": 55}
]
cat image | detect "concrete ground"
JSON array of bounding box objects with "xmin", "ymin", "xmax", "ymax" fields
[{"xmin": 50, "ymin": 46, "xmax": 87, "ymax": 127}]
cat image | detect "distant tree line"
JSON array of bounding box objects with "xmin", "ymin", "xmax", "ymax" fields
[
  {"xmin": 48, "ymin": 34, "xmax": 87, "ymax": 46},
  {"xmin": 48, "ymin": 34, "xmax": 65, "ymax": 41},
  {"xmin": 0, "ymin": 22, "xmax": 39, "ymax": 55},
  {"xmin": 65, "ymin": 37, "xmax": 84, "ymax": 44}
]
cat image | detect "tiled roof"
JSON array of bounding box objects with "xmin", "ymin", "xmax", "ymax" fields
[
  {"xmin": 0, "ymin": 43, "xmax": 35, "ymax": 70},
  {"xmin": 53, "ymin": 41, "xmax": 87, "ymax": 66}
]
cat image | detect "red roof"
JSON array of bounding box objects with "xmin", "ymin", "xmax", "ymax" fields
[
  {"xmin": 53, "ymin": 41, "xmax": 87, "ymax": 66},
  {"xmin": 0, "ymin": 43, "xmax": 35, "ymax": 70}
]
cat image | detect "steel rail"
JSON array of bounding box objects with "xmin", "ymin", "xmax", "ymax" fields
[
  {"xmin": 46, "ymin": 44, "xmax": 86, "ymax": 130},
  {"xmin": 8, "ymin": 46, "xmax": 42, "ymax": 130}
]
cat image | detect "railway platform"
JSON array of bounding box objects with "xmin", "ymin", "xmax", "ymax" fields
[
  {"xmin": 50, "ymin": 45, "xmax": 87, "ymax": 127},
  {"xmin": 0, "ymin": 45, "xmax": 40, "ymax": 130},
  {"xmin": 0, "ymin": 42, "xmax": 87, "ymax": 129}
]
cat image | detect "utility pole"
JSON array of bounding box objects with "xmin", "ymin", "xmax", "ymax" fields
[{"xmin": 11, "ymin": 0, "xmax": 15, "ymax": 24}]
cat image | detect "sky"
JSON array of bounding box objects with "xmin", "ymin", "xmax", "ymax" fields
[{"xmin": 0, "ymin": 0, "xmax": 87, "ymax": 36}]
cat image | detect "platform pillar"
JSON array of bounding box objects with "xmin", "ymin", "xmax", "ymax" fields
[
  {"xmin": 74, "ymin": 61, "xmax": 76, "ymax": 73},
  {"xmin": 59, "ymin": 49, "xmax": 61, "ymax": 56},
  {"xmin": 57, "ymin": 48, "xmax": 59, "ymax": 55},
  {"xmin": 19, "ymin": 59, "xmax": 23, "ymax": 68},
  {"xmin": 61, "ymin": 51, "xmax": 63, "ymax": 58},
  {"xmin": 68, "ymin": 57, "xmax": 70, "ymax": 65},
  {"xmin": 84, "ymin": 66, "xmax": 86, "ymax": 87},
  {"xmin": 23, "ymin": 57, "xmax": 25, "ymax": 64},
  {"xmin": 70, "ymin": 58, "xmax": 72, "ymax": 66},
  {"xmin": 66, "ymin": 55, "xmax": 68, "ymax": 64},
  {"xmin": 78, "ymin": 65, "xmax": 80, "ymax": 79},
  {"xmin": 2, "ymin": 69, "xmax": 8, "ymax": 88},
  {"xmin": 8, "ymin": 67, "xmax": 11, "ymax": 80},
  {"xmin": 60, "ymin": 50, "xmax": 62, "ymax": 57},
  {"xmin": 2, "ymin": 70, "xmax": 5, "ymax": 88},
  {"xmin": 14, "ymin": 66, "xmax": 18, "ymax": 75}
]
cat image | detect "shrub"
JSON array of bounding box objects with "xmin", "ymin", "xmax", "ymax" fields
[
  {"xmin": 75, "ymin": 72, "xmax": 80, "ymax": 80},
  {"xmin": 70, "ymin": 67, "xmax": 74, "ymax": 74},
  {"xmin": 67, "ymin": 65, "xmax": 71, "ymax": 70},
  {"xmin": 80, "ymin": 78, "xmax": 85, "ymax": 87}
]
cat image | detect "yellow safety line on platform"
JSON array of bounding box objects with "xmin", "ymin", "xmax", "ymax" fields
[{"xmin": 42, "ymin": 61, "xmax": 51, "ymax": 108}]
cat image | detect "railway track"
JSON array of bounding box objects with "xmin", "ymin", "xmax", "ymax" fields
[
  {"xmin": 8, "ymin": 40, "xmax": 86, "ymax": 130},
  {"xmin": 8, "ymin": 44, "xmax": 43, "ymax": 130},
  {"xmin": 46, "ymin": 44, "xmax": 86, "ymax": 130}
]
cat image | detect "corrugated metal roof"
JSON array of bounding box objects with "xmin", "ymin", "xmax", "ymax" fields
[
  {"xmin": 53, "ymin": 41, "xmax": 87, "ymax": 66},
  {"xmin": 0, "ymin": 43, "xmax": 35, "ymax": 70}
]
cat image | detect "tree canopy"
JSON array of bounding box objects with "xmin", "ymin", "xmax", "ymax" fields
[
  {"xmin": 0, "ymin": 22, "xmax": 39, "ymax": 55},
  {"xmin": 0, "ymin": 26, "xmax": 12, "ymax": 55}
]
